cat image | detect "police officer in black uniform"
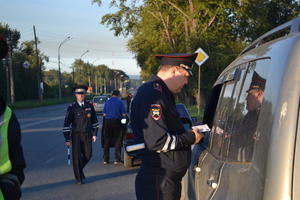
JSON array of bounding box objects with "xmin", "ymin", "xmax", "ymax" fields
[
  {"xmin": 130, "ymin": 53, "xmax": 204, "ymax": 200},
  {"xmin": 63, "ymin": 85, "xmax": 99, "ymax": 184},
  {"xmin": 238, "ymin": 71, "xmax": 266, "ymax": 161}
]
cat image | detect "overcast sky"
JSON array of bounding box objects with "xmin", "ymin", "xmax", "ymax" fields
[{"xmin": 0, "ymin": 0, "xmax": 141, "ymax": 76}]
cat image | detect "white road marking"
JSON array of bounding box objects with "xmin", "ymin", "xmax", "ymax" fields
[{"xmin": 21, "ymin": 116, "xmax": 65, "ymax": 129}]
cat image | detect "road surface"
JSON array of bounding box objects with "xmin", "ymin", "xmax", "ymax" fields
[{"xmin": 14, "ymin": 103, "xmax": 137, "ymax": 200}]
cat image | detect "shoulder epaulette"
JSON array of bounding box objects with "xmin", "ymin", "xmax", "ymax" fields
[{"xmin": 153, "ymin": 82, "xmax": 162, "ymax": 93}]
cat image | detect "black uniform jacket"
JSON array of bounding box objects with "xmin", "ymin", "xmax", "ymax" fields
[
  {"xmin": 63, "ymin": 101, "xmax": 98, "ymax": 142},
  {"xmin": 130, "ymin": 75, "xmax": 195, "ymax": 172}
]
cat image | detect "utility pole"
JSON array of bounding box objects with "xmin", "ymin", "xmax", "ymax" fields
[
  {"xmin": 198, "ymin": 66, "xmax": 201, "ymax": 114},
  {"xmin": 4, "ymin": 58, "xmax": 10, "ymax": 104},
  {"xmin": 33, "ymin": 25, "xmax": 43, "ymax": 102},
  {"xmin": 104, "ymin": 78, "xmax": 107, "ymax": 94},
  {"xmin": 95, "ymin": 73, "xmax": 98, "ymax": 94},
  {"xmin": 7, "ymin": 34, "xmax": 15, "ymax": 105},
  {"xmin": 72, "ymin": 65, "xmax": 75, "ymax": 85}
]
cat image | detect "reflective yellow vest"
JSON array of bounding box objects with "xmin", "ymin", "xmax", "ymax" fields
[{"xmin": 0, "ymin": 107, "xmax": 12, "ymax": 200}]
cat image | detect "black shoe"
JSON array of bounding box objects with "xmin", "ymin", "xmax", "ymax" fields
[
  {"xmin": 103, "ymin": 161, "xmax": 109, "ymax": 165},
  {"xmin": 81, "ymin": 172, "xmax": 85, "ymax": 179},
  {"xmin": 77, "ymin": 179, "xmax": 84, "ymax": 185}
]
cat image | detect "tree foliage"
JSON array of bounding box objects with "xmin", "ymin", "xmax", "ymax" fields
[
  {"xmin": 93, "ymin": 0, "xmax": 300, "ymax": 103},
  {"xmin": 0, "ymin": 23, "xmax": 49, "ymax": 101}
]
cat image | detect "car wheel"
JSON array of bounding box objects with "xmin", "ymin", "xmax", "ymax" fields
[{"xmin": 124, "ymin": 151, "xmax": 133, "ymax": 167}]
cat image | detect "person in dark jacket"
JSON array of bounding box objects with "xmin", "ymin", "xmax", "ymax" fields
[
  {"xmin": 236, "ymin": 71, "xmax": 266, "ymax": 162},
  {"xmin": 63, "ymin": 85, "xmax": 99, "ymax": 184},
  {"xmin": 130, "ymin": 53, "xmax": 204, "ymax": 200},
  {"xmin": 0, "ymin": 37, "xmax": 26, "ymax": 200},
  {"xmin": 102, "ymin": 90, "xmax": 126, "ymax": 164}
]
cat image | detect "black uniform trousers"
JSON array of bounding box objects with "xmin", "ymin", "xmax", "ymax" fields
[
  {"xmin": 72, "ymin": 132, "xmax": 92, "ymax": 181},
  {"xmin": 103, "ymin": 118, "xmax": 122, "ymax": 162},
  {"xmin": 135, "ymin": 164, "xmax": 186, "ymax": 200}
]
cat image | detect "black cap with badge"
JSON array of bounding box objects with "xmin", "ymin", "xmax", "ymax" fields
[
  {"xmin": 73, "ymin": 85, "xmax": 88, "ymax": 94},
  {"xmin": 247, "ymin": 71, "xmax": 266, "ymax": 92},
  {"xmin": 155, "ymin": 53, "xmax": 198, "ymax": 76}
]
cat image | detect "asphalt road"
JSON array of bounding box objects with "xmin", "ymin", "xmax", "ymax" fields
[{"xmin": 14, "ymin": 103, "xmax": 138, "ymax": 200}]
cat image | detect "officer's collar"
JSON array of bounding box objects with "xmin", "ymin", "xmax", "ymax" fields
[
  {"xmin": 77, "ymin": 101, "xmax": 85, "ymax": 106},
  {"xmin": 150, "ymin": 75, "xmax": 168, "ymax": 89},
  {"xmin": 150, "ymin": 75, "xmax": 174, "ymax": 97}
]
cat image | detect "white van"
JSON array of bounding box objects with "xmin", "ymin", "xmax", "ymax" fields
[{"xmin": 182, "ymin": 16, "xmax": 300, "ymax": 200}]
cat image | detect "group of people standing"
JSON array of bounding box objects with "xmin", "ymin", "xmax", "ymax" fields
[{"xmin": 1, "ymin": 33, "xmax": 204, "ymax": 200}]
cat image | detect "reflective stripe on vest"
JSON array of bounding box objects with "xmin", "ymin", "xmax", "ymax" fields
[
  {"xmin": 0, "ymin": 190, "xmax": 3, "ymax": 200},
  {"xmin": 0, "ymin": 107, "xmax": 12, "ymax": 174},
  {"xmin": 0, "ymin": 107, "xmax": 12, "ymax": 200}
]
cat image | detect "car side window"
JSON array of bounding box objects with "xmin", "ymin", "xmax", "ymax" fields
[
  {"xmin": 208, "ymin": 59, "xmax": 270, "ymax": 162},
  {"xmin": 209, "ymin": 67, "xmax": 243, "ymax": 159},
  {"xmin": 228, "ymin": 59, "xmax": 270, "ymax": 162}
]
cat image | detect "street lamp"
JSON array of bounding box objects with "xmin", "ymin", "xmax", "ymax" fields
[
  {"xmin": 58, "ymin": 36, "xmax": 71, "ymax": 101},
  {"xmin": 80, "ymin": 50, "xmax": 89, "ymax": 60},
  {"xmin": 92, "ymin": 58, "xmax": 99, "ymax": 65},
  {"xmin": 119, "ymin": 74, "xmax": 124, "ymax": 91},
  {"xmin": 91, "ymin": 59, "xmax": 99, "ymax": 94},
  {"xmin": 78, "ymin": 50, "xmax": 89, "ymax": 83},
  {"xmin": 113, "ymin": 71, "xmax": 119, "ymax": 90}
]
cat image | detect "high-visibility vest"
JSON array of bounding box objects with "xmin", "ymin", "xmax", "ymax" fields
[{"xmin": 0, "ymin": 106, "xmax": 13, "ymax": 200}]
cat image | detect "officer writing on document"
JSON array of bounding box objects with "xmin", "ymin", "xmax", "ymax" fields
[
  {"xmin": 130, "ymin": 53, "xmax": 204, "ymax": 200},
  {"xmin": 0, "ymin": 37, "xmax": 26, "ymax": 200},
  {"xmin": 63, "ymin": 85, "xmax": 99, "ymax": 184}
]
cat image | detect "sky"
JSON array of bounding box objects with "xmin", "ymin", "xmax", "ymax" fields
[{"xmin": 0, "ymin": 0, "xmax": 141, "ymax": 76}]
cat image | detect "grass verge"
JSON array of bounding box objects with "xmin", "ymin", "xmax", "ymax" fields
[
  {"xmin": 9, "ymin": 94, "xmax": 94, "ymax": 110},
  {"xmin": 186, "ymin": 104, "xmax": 204, "ymax": 122}
]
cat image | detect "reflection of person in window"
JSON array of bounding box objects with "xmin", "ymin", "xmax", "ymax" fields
[{"xmin": 238, "ymin": 72, "xmax": 266, "ymax": 161}]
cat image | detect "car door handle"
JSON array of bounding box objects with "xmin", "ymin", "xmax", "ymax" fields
[{"xmin": 207, "ymin": 179, "xmax": 218, "ymax": 189}]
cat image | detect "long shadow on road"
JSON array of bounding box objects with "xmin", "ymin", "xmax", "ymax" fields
[{"xmin": 23, "ymin": 168, "xmax": 139, "ymax": 193}]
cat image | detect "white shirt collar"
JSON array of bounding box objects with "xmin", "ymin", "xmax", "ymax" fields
[{"xmin": 77, "ymin": 101, "xmax": 84, "ymax": 106}]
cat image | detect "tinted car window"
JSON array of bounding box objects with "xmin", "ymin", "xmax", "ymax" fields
[
  {"xmin": 209, "ymin": 60, "xmax": 270, "ymax": 162},
  {"xmin": 209, "ymin": 69, "xmax": 237, "ymax": 159},
  {"xmin": 228, "ymin": 59, "xmax": 270, "ymax": 162}
]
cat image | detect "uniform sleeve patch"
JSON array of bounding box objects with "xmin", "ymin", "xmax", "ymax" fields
[
  {"xmin": 150, "ymin": 104, "xmax": 162, "ymax": 120},
  {"xmin": 153, "ymin": 83, "xmax": 162, "ymax": 92}
]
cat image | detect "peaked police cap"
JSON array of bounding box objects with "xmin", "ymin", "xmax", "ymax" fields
[
  {"xmin": 155, "ymin": 53, "xmax": 198, "ymax": 76},
  {"xmin": 247, "ymin": 71, "xmax": 266, "ymax": 92},
  {"xmin": 73, "ymin": 85, "xmax": 88, "ymax": 94}
]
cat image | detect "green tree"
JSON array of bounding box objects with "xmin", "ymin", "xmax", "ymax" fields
[
  {"xmin": 93, "ymin": 0, "xmax": 300, "ymax": 105},
  {"xmin": 0, "ymin": 23, "xmax": 49, "ymax": 101}
]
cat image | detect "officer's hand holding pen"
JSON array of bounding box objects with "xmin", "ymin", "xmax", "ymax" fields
[{"xmin": 191, "ymin": 128, "xmax": 205, "ymax": 144}]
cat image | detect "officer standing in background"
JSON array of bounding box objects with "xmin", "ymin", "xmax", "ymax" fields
[
  {"xmin": 63, "ymin": 85, "xmax": 99, "ymax": 184},
  {"xmin": 0, "ymin": 37, "xmax": 26, "ymax": 200},
  {"xmin": 102, "ymin": 90, "xmax": 126, "ymax": 165},
  {"xmin": 130, "ymin": 53, "xmax": 204, "ymax": 200}
]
